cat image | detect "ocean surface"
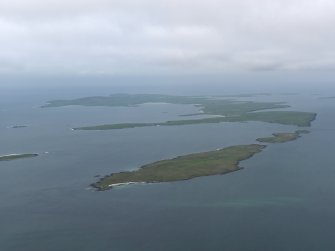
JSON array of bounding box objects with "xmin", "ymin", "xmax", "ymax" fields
[{"xmin": 1, "ymin": 83, "xmax": 335, "ymax": 251}]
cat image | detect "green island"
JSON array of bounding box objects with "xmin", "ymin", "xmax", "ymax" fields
[
  {"xmin": 74, "ymin": 111, "xmax": 316, "ymax": 130},
  {"xmin": 42, "ymin": 93, "xmax": 280, "ymax": 109},
  {"xmin": 42, "ymin": 94, "xmax": 316, "ymax": 129},
  {"xmin": 0, "ymin": 153, "xmax": 39, "ymax": 161},
  {"xmin": 256, "ymin": 130, "xmax": 310, "ymax": 143},
  {"xmin": 92, "ymin": 144, "xmax": 265, "ymax": 191}
]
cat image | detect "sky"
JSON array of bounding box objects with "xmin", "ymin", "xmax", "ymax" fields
[{"xmin": 1, "ymin": 0, "xmax": 335, "ymax": 76}]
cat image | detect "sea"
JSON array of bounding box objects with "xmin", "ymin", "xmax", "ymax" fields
[{"xmin": 1, "ymin": 79, "xmax": 335, "ymax": 251}]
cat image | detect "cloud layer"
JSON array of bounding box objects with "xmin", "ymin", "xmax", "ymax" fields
[{"xmin": 1, "ymin": 0, "xmax": 335, "ymax": 75}]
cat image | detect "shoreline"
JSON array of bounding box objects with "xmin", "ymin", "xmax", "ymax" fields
[{"xmin": 91, "ymin": 168, "xmax": 245, "ymax": 191}]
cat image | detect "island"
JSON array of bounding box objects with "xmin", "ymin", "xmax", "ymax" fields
[
  {"xmin": 0, "ymin": 153, "xmax": 39, "ymax": 161},
  {"xmin": 42, "ymin": 94, "xmax": 316, "ymax": 130},
  {"xmin": 73, "ymin": 111, "xmax": 316, "ymax": 130},
  {"xmin": 92, "ymin": 144, "xmax": 265, "ymax": 191},
  {"xmin": 11, "ymin": 125, "xmax": 27, "ymax": 129},
  {"xmin": 256, "ymin": 130, "xmax": 310, "ymax": 143},
  {"xmin": 42, "ymin": 94, "xmax": 281, "ymax": 110}
]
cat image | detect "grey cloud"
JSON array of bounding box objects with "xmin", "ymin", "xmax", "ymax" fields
[{"xmin": 0, "ymin": 0, "xmax": 335, "ymax": 75}]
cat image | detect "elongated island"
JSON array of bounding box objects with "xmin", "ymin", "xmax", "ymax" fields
[
  {"xmin": 11, "ymin": 125, "xmax": 27, "ymax": 129},
  {"xmin": 92, "ymin": 144, "xmax": 265, "ymax": 190},
  {"xmin": 257, "ymin": 130, "xmax": 310, "ymax": 143},
  {"xmin": 0, "ymin": 153, "xmax": 38, "ymax": 161},
  {"xmin": 42, "ymin": 94, "xmax": 317, "ymax": 130}
]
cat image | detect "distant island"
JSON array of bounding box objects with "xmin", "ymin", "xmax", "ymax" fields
[
  {"xmin": 257, "ymin": 130, "xmax": 310, "ymax": 143},
  {"xmin": 73, "ymin": 111, "xmax": 315, "ymax": 130},
  {"xmin": 92, "ymin": 144, "xmax": 265, "ymax": 190},
  {"xmin": 11, "ymin": 125, "xmax": 27, "ymax": 129},
  {"xmin": 42, "ymin": 94, "xmax": 317, "ymax": 129},
  {"xmin": 0, "ymin": 153, "xmax": 38, "ymax": 161}
]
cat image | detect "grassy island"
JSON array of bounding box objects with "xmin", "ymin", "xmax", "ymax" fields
[
  {"xmin": 0, "ymin": 153, "xmax": 39, "ymax": 161},
  {"xmin": 92, "ymin": 144, "xmax": 265, "ymax": 191},
  {"xmin": 73, "ymin": 111, "xmax": 316, "ymax": 130},
  {"xmin": 43, "ymin": 94, "xmax": 316, "ymax": 130},
  {"xmin": 256, "ymin": 130, "xmax": 310, "ymax": 143},
  {"xmin": 42, "ymin": 94, "xmax": 285, "ymax": 111}
]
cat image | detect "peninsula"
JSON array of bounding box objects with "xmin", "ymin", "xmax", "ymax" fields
[
  {"xmin": 92, "ymin": 144, "xmax": 265, "ymax": 191},
  {"xmin": 0, "ymin": 153, "xmax": 39, "ymax": 161},
  {"xmin": 256, "ymin": 130, "xmax": 310, "ymax": 143}
]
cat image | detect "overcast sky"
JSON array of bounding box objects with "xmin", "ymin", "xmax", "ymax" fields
[{"xmin": 1, "ymin": 0, "xmax": 335, "ymax": 76}]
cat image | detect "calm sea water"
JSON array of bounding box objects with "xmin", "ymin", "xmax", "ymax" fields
[{"xmin": 1, "ymin": 84, "xmax": 335, "ymax": 251}]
